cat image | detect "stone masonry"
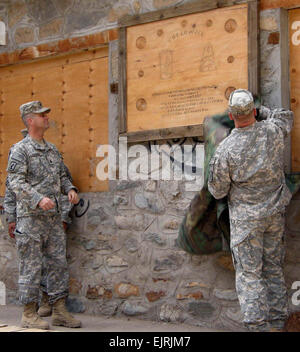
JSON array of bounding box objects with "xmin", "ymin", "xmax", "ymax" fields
[{"xmin": 0, "ymin": 0, "xmax": 299, "ymax": 332}]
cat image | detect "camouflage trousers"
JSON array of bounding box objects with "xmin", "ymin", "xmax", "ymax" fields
[
  {"xmin": 15, "ymin": 215, "xmax": 69, "ymax": 305},
  {"xmin": 230, "ymin": 212, "xmax": 288, "ymax": 331}
]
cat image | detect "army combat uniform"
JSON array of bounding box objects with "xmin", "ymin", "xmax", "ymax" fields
[
  {"xmin": 4, "ymin": 152, "xmax": 74, "ymax": 303},
  {"xmin": 208, "ymin": 92, "xmax": 293, "ymax": 331},
  {"xmin": 4, "ymin": 161, "xmax": 74, "ymax": 226},
  {"xmin": 7, "ymin": 135, "xmax": 77, "ymax": 305}
]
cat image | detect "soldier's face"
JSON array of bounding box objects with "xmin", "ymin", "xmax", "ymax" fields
[{"xmin": 30, "ymin": 112, "xmax": 50, "ymax": 130}]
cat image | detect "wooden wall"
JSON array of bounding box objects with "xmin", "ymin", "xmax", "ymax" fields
[
  {"xmin": 261, "ymin": 0, "xmax": 300, "ymax": 10},
  {"xmin": 0, "ymin": 47, "xmax": 109, "ymax": 195},
  {"xmin": 290, "ymin": 8, "xmax": 300, "ymax": 171}
]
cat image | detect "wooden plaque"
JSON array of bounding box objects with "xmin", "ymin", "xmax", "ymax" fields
[{"xmin": 119, "ymin": 1, "xmax": 259, "ymax": 141}]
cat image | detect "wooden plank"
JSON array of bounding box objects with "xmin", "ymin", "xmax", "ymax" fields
[
  {"xmin": 0, "ymin": 54, "xmax": 67, "ymax": 79},
  {"xmin": 289, "ymin": 8, "xmax": 300, "ymax": 171},
  {"xmin": 261, "ymin": 0, "xmax": 300, "ymax": 10},
  {"xmin": 0, "ymin": 29, "xmax": 117, "ymax": 68},
  {"xmin": 280, "ymin": 9, "xmax": 290, "ymax": 109},
  {"xmin": 119, "ymin": 0, "xmax": 255, "ymax": 27},
  {"xmin": 121, "ymin": 124, "xmax": 204, "ymax": 143},
  {"xmin": 248, "ymin": 0, "xmax": 259, "ymax": 96},
  {"xmin": 126, "ymin": 4, "xmax": 248, "ymax": 133},
  {"xmin": 0, "ymin": 72, "xmax": 32, "ymax": 195},
  {"xmin": 89, "ymin": 56, "xmax": 109, "ymax": 192},
  {"xmin": 118, "ymin": 27, "xmax": 127, "ymax": 134},
  {"xmin": 62, "ymin": 60, "xmax": 91, "ymax": 192},
  {"xmin": 32, "ymin": 65, "xmax": 63, "ymax": 152},
  {"xmin": 280, "ymin": 9, "xmax": 291, "ymax": 173}
]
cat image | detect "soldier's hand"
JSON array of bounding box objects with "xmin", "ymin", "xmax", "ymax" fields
[
  {"xmin": 68, "ymin": 189, "xmax": 79, "ymax": 204},
  {"xmin": 38, "ymin": 197, "xmax": 55, "ymax": 210},
  {"xmin": 8, "ymin": 222, "xmax": 16, "ymax": 239}
]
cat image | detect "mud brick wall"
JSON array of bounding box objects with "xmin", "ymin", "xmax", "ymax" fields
[{"xmin": 0, "ymin": 0, "xmax": 299, "ymax": 331}]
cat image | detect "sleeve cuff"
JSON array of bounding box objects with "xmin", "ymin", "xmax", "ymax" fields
[
  {"xmin": 65, "ymin": 185, "xmax": 78, "ymax": 195},
  {"xmin": 30, "ymin": 192, "xmax": 44, "ymax": 210}
]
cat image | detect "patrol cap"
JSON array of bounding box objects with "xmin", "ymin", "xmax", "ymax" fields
[
  {"xmin": 19, "ymin": 101, "xmax": 51, "ymax": 119},
  {"xmin": 228, "ymin": 89, "xmax": 254, "ymax": 116}
]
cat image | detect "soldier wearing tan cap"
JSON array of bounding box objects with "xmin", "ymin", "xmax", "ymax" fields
[{"xmin": 208, "ymin": 89, "xmax": 294, "ymax": 332}]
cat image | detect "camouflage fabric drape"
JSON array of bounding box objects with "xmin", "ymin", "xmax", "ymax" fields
[{"xmin": 176, "ymin": 112, "xmax": 300, "ymax": 255}]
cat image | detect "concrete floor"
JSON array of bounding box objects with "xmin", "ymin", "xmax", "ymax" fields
[{"xmin": 0, "ymin": 304, "xmax": 230, "ymax": 332}]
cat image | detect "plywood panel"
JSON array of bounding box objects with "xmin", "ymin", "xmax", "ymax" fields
[
  {"xmin": 0, "ymin": 73, "xmax": 32, "ymax": 194},
  {"xmin": 89, "ymin": 57, "xmax": 109, "ymax": 192},
  {"xmin": 289, "ymin": 8, "xmax": 300, "ymax": 171},
  {"xmin": 0, "ymin": 47, "xmax": 109, "ymax": 195},
  {"xmin": 32, "ymin": 66, "xmax": 63, "ymax": 151},
  {"xmin": 126, "ymin": 4, "xmax": 248, "ymax": 132},
  {"xmin": 63, "ymin": 60, "xmax": 90, "ymax": 191},
  {"xmin": 261, "ymin": 0, "xmax": 300, "ymax": 10}
]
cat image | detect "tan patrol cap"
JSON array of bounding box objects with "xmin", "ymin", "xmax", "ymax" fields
[
  {"xmin": 228, "ymin": 89, "xmax": 254, "ymax": 116},
  {"xmin": 19, "ymin": 101, "xmax": 51, "ymax": 119}
]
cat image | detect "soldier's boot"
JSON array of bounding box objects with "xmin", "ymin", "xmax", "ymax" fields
[
  {"xmin": 38, "ymin": 292, "xmax": 52, "ymax": 317},
  {"xmin": 21, "ymin": 302, "xmax": 50, "ymax": 330},
  {"xmin": 52, "ymin": 298, "xmax": 81, "ymax": 328}
]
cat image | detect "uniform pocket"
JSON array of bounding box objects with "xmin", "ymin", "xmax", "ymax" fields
[{"xmin": 15, "ymin": 230, "xmax": 31, "ymax": 259}]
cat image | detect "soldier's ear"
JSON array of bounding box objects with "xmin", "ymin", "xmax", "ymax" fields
[{"xmin": 228, "ymin": 113, "xmax": 234, "ymax": 121}]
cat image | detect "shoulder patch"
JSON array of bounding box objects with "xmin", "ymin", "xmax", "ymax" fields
[
  {"xmin": 8, "ymin": 160, "xmax": 18, "ymax": 171},
  {"xmin": 7, "ymin": 157, "xmax": 24, "ymax": 173}
]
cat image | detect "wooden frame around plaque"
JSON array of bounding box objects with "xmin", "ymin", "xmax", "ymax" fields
[{"xmin": 118, "ymin": 0, "xmax": 259, "ymax": 142}]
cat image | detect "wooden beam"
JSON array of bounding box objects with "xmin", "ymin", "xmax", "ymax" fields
[
  {"xmin": 248, "ymin": 0, "xmax": 260, "ymax": 96},
  {"xmin": 280, "ymin": 8, "xmax": 291, "ymax": 173},
  {"xmin": 0, "ymin": 29, "xmax": 118, "ymax": 67},
  {"xmin": 118, "ymin": 27, "xmax": 127, "ymax": 134},
  {"xmin": 261, "ymin": 0, "xmax": 300, "ymax": 10},
  {"xmin": 280, "ymin": 8, "xmax": 290, "ymax": 109},
  {"xmin": 120, "ymin": 124, "xmax": 204, "ymax": 143},
  {"xmin": 119, "ymin": 0, "xmax": 256, "ymax": 27}
]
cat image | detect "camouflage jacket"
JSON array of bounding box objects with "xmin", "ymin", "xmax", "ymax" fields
[
  {"xmin": 3, "ymin": 179, "xmax": 16, "ymax": 223},
  {"xmin": 208, "ymin": 106, "xmax": 294, "ymax": 221},
  {"xmin": 6, "ymin": 135, "xmax": 77, "ymax": 218},
  {"xmin": 4, "ymin": 173, "xmax": 73, "ymax": 224}
]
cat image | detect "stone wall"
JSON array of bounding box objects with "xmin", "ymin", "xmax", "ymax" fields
[{"xmin": 0, "ymin": 0, "xmax": 299, "ymax": 331}]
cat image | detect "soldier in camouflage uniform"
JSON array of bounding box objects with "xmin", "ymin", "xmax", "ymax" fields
[
  {"xmin": 6, "ymin": 101, "xmax": 81, "ymax": 330},
  {"xmin": 4, "ymin": 128, "xmax": 75, "ymax": 318},
  {"xmin": 208, "ymin": 89, "xmax": 293, "ymax": 332},
  {"xmin": 4, "ymin": 129, "xmax": 73, "ymax": 239}
]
